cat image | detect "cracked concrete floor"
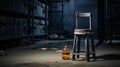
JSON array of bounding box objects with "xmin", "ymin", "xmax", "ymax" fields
[{"xmin": 0, "ymin": 40, "xmax": 120, "ymax": 67}]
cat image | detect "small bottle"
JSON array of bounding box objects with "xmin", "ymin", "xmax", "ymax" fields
[{"xmin": 62, "ymin": 45, "xmax": 70, "ymax": 60}]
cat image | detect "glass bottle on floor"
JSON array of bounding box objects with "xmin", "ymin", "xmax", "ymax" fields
[{"xmin": 62, "ymin": 45, "xmax": 70, "ymax": 60}]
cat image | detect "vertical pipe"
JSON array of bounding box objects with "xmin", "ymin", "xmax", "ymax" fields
[
  {"xmin": 62, "ymin": 0, "xmax": 64, "ymax": 33},
  {"xmin": 45, "ymin": 0, "xmax": 48, "ymax": 39},
  {"xmin": 27, "ymin": 0, "xmax": 30, "ymax": 42},
  {"xmin": 31, "ymin": 0, "xmax": 35, "ymax": 43}
]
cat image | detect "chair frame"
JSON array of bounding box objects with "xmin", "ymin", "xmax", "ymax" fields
[{"xmin": 72, "ymin": 12, "xmax": 96, "ymax": 61}]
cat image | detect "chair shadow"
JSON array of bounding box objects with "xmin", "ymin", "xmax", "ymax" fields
[{"xmin": 96, "ymin": 54, "xmax": 120, "ymax": 61}]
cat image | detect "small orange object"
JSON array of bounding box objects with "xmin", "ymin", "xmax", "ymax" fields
[{"xmin": 62, "ymin": 45, "xmax": 70, "ymax": 60}]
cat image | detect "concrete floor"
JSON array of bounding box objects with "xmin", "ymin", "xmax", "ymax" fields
[{"xmin": 0, "ymin": 39, "xmax": 120, "ymax": 67}]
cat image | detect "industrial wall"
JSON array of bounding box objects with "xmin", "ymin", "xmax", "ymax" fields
[
  {"xmin": 0, "ymin": 0, "xmax": 47, "ymax": 41},
  {"xmin": 0, "ymin": 0, "xmax": 48, "ymax": 49}
]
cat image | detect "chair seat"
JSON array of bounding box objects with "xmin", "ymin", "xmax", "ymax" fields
[{"xmin": 74, "ymin": 29, "xmax": 93, "ymax": 35}]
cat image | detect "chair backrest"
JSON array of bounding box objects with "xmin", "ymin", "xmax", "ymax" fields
[{"xmin": 76, "ymin": 12, "xmax": 92, "ymax": 30}]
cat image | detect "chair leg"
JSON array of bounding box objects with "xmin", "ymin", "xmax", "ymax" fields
[
  {"xmin": 76, "ymin": 36, "xmax": 78, "ymax": 54},
  {"xmin": 72, "ymin": 35, "xmax": 76, "ymax": 60},
  {"xmin": 85, "ymin": 35, "xmax": 90, "ymax": 61},
  {"xmin": 77, "ymin": 36, "xmax": 81, "ymax": 58},
  {"xmin": 72, "ymin": 34, "xmax": 96, "ymax": 61},
  {"xmin": 91, "ymin": 35, "xmax": 96, "ymax": 60}
]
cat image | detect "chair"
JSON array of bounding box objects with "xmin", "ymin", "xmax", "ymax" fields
[{"xmin": 72, "ymin": 12, "xmax": 96, "ymax": 61}]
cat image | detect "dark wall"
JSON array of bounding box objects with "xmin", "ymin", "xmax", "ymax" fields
[
  {"xmin": 107, "ymin": 0, "xmax": 120, "ymax": 40},
  {"xmin": 97, "ymin": 0, "xmax": 105, "ymax": 40},
  {"xmin": 63, "ymin": 0, "xmax": 75, "ymax": 37},
  {"xmin": 98, "ymin": 0, "xmax": 120, "ymax": 41},
  {"xmin": 63, "ymin": 0, "xmax": 98, "ymax": 38}
]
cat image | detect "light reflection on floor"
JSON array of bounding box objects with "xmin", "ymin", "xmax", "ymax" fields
[{"xmin": 0, "ymin": 39, "xmax": 120, "ymax": 67}]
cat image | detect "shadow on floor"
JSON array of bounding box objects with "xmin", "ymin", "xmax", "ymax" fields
[
  {"xmin": 96, "ymin": 54, "xmax": 120, "ymax": 61},
  {"xmin": 0, "ymin": 63, "xmax": 49, "ymax": 67}
]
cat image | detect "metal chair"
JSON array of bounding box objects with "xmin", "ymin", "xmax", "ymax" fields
[{"xmin": 72, "ymin": 12, "xmax": 96, "ymax": 61}]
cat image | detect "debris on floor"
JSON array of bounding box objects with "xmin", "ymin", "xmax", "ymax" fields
[
  {"xmin": 48, "ymin": 34, "xmax": 65, "ymax": 40},
  {"xmin": 36, "ymin": 47, "xmax": 59, "ymax": 51},
  {"xmin": 41, "ymin": 48, "xmax": 49, "ymax": 50}
]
